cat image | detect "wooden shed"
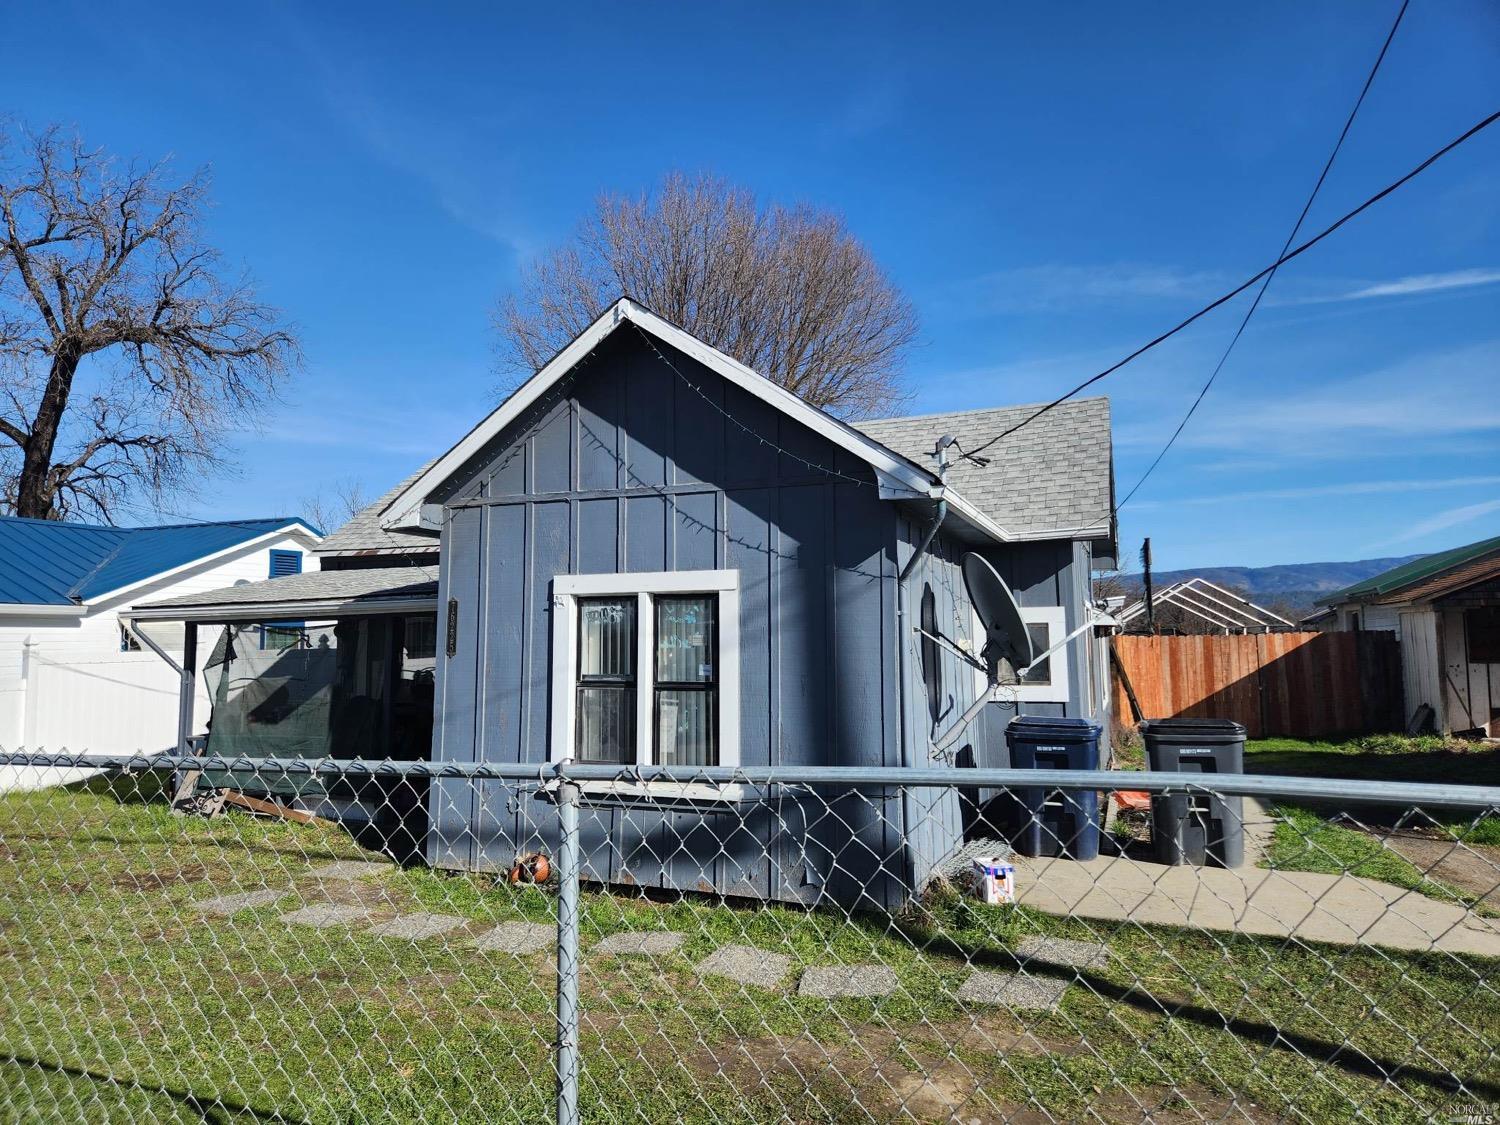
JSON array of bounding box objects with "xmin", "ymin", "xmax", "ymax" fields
[{"xmin": 1318, "ymin": 533, "xmax": 1500, "ymax": 737}]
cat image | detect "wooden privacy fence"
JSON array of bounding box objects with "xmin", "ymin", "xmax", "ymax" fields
[{"xmin": 1111, "ymin": 631, "xmax": 1403, "ymax": 739}]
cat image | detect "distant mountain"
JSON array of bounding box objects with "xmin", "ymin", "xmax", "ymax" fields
[{"xmin": 1110, "ymin": 554, "xmax": 1428, "ymax": 615}]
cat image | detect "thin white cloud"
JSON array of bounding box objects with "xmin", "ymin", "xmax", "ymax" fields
[
  {"xmin": 1119, "ymin": 340, "xmax": 1500, "ymax": 458},
  {"xmin": 1341, "ymin": 268, "xmax": 1500, "ymax": 301},
  {"xmin": 1372, "ymin": 497, "xmax": 1500, "ymax": 547},
  {"xmin": 273, "ymin": 7, "xmax": 537, "ymax": 256},
  {"xmin": 940, "ymin": 263, "xmax": 1229, "ymax": 315},
  {"xmin": 1128, "ymin": 476, "xmax": 1500, "ymax": 512},
  {"xmin": 1265, "ymin": 267, "xmax": 1500, "ymax": 307}
]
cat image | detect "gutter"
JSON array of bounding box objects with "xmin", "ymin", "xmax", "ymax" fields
[
  {"xmin": 0, "ymin": 603, "xmax": 87, "ymax": 618},
  {"xmin": 894, "ymin": 438, "xmax": 956, "ymax": 893}
]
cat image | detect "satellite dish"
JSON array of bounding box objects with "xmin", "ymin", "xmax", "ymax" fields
[{"xmin": 962, "ymin": 553, "xmax": 1034, "ymax": 678}]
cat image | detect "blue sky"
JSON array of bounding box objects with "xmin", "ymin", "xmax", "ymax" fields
[{"xmin": 5, "ymin": 1, "xmax": 1498, "ymax": 572}]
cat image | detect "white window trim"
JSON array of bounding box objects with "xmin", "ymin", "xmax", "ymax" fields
[
  {"xmin": 972, "ymin": 604, "xmax": 1070, "ymax": 704},
  {"xmin": 550, "ymin": 569, "xmax": 741, "ymax": 772}
]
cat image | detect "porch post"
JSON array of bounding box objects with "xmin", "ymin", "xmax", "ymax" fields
[
  {"xmin": 177, "ymin": 623, "xmax": 198, "ymax": 755},
  {"xmin": 167, "ymin": 622, "xmax": 203, "ymax": 812}
]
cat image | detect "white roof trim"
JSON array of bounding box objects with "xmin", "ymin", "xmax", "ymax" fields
[
  {"xmin": 380, "ymin": 298, "xmax": 1006, "ymax": 538},
  {"xmin": 80, "ymin": 524, "xmax": 322, "ymax": 607},
  {"xmin": 0, "ymin": 603, "xmax": 88, "ymax": 618}
]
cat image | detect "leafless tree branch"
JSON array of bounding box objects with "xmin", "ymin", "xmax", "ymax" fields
[
  {"xmin": 494, "ymin": 172, "xmax": 916, "ymax": 418},
  {"xmin": 0, "ymin": 121, "xmax": 299, "ymax": 520}
]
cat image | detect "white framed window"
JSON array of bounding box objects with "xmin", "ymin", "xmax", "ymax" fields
[
  {"xmin": 973, "ymin": 604, "xmax": 1070, "ymax": 704},
  {"xmin": 550, "ymin": 570, "xmax": 740, "ymax": 771}
]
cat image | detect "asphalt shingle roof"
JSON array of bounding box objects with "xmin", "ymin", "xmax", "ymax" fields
[
  {"xmin": 316, "ymin": 465, "xmax": 440, "ymax": 557},
  {"xmin": 0, "ymin": 516, "xmax": 316, "ymax": 606},
  {"xmin": 855, "ymin": 397, "xmax": 1114, "ymax": 540},
  {"xmin": 138, "ymin": 565, "xmax": 438, "ymax": 611}
]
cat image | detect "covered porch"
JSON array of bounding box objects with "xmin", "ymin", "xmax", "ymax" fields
[{"xmin": 128, "ymin": 567, "xmax": 440, "ymax": 837}]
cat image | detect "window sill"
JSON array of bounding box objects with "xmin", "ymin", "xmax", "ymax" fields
[{"xmin": 539, "ymin": 778, "xmax": 766, "ymax": 810}]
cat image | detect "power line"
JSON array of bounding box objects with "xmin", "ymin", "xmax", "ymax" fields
[
  {"xmin": 1116, "ymin": 0, "xmax": 1409, "ymax": 511},
  {"xmin": 959, "ymin": 105, "xmax": 1500, "ymax": 466}
]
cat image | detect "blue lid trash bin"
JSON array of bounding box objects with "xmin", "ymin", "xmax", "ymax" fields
[
  {"xmin": 1004, "ymin": 716, "xmax": 1103, "ymax": 861},
  {"xmin": 1140, "ymin": 718, "xmax": 1247, "ymax": 868}
]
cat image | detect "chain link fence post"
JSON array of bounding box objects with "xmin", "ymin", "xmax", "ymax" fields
[{"xmin": 554, "ymin": 773, "xmax": 581, "ymax": 1125}]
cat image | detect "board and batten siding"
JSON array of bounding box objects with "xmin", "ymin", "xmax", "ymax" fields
[
  {"xmin": 898, "ymin": 523, "xmax": 1104, "ymax": 857},
  {"xmin": 1399, "ymin": 609, "xmax": 1442, "ymax": 733},
  {"xmin": 427, "ymin": 330, "xmax": 922, "ymax": 907}
]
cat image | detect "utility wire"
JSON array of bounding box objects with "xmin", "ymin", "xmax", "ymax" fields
[
  {"xmin": 1116, "ymin": 0, "xmax": 1409, "ymax": 511},
  {"xmin": 959, "ymin": 105, "xmax": 1500, "ymax": 466}
]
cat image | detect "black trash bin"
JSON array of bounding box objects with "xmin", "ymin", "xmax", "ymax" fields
[
  {"xmin": 1004, "ymin": 716, "xmax": 1102, "ymax": 861},
  {"xmin": 1140, "ymin": 718, "xmax": 1246, "ymax": 868}
]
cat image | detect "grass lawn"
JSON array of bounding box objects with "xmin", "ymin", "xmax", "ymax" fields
[
  {"xmin": 1244, "ymin": 735, "xmax": 1500, "ymax": 917},
  {"xmin": 1246, "ymin": 733, "xmax": 1500, "ymax": 787},
  {"xmin": 1, "ymin": 775, "xmax": 1497, "ymax": 1123}
]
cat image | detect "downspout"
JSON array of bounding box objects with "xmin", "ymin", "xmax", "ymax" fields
[{"xmin": 894, "ymin": 437, "xmax": 953, "ymax": 896}]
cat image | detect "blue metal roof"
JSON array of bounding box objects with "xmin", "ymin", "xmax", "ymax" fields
[{"xmin": 0, "ymin": 516, "xmax": 316, "ymax": 606}]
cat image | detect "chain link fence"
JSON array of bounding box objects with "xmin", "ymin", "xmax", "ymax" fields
[{"xmin": 1, "ymin": 750, "xmax": 1497, "ymax": 1123}]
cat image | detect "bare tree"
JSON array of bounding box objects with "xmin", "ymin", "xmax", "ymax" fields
[
  {"xmin": 496, "ymin": 172, "xmax": 917, "ymax": 418},
  {"xmin": 301, "ymin": 477, "xmax": 369, "ymax": 535},
  {"xmin": 0, "ymin": 124, "xmax": 297, "ymax": 521}
]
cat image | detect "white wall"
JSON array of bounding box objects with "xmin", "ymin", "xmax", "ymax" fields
[
  {"xmin": 0, "ymin": 530, "xmax": 319, "ymax": 790},
  {"xmin": 1399, "ymin": 608, "xmax": 1442, "ymax": 733},
  {"xmin": 1440, "ymin": 608, "xmax": 1500, "ymax": 737}
]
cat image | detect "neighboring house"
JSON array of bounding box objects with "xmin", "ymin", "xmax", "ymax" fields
[
  {"xmin": 131, "ymin": 298, "xmax": 1116, "ymax": 906},
  {"xmin": 0, "ymin": 516, "xmax": 320, "ymax": 790},
  {"xmin": 1318, "ymin": 533, "xmax": 1500, "ymax": 736}
]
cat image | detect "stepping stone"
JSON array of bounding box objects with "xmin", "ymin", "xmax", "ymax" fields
[
  {"xmin": 1015, "ymin": 936, "xmax": 1110, "ymax": 970},
  {"xmin": 474, "ymin": 922, "xmax": 555, "ymax": 955},
  {"xmin": 280, "ymin": 904, "xmax": 371, "ymax": 929},
  {"xmin": 957, "ymin": 970, "xmax": 1068, "ymax": 1011},
  {"xmin": 695, "ymin": 944, "xmax": 792, "ymax": 990},
  {"xmin": 367, "ymin": 913, "xmax": 467, "ymax": 940},
  {"xmin": 197, "ymin": 888, "xmax": 286, "ymax": 916},
  {"xmin": 798, "ymin": 965, "xmax": 899, "ymax": 999},
  {"xmin": 307, "ymin": 861, "xmax": 391, "ymax": 881},
  {"xmin": 593, "ymin": 930, "xmax": 684, "ymax": 956}
]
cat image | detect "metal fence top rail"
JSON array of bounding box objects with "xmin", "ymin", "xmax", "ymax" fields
[{"xmin": 3, "ymin": 749, "xmax": 1498, "ymax": 810}]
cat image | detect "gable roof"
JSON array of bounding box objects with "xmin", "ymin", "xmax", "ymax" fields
[
  {"xmin": 856, "ymin": 398, "xmax": 1114, "ymax": 542},
  {"xmin": 0, "ymin": 515, "xmax": 318, "ymax": 607},
  {"xmin": 1324, "ymin": 532, "xmax": 1500, "ymax": 605},
  {"xmin": 1116, "ymin": 577, "xmax": 1293, "ymax": 631},
  {"xmin": 316, "ymin": 465, "xmax": 440, "ymax": 557},
  {"xmin": 379, "ymin": 297, "xmax": 1011, "ymax": 545}
]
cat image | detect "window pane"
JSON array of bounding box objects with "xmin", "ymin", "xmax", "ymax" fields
[
  {"xmin": 656, "ymin": 688, "xmax": 716, "ymax": 766},
  {"xmin": 263, "ymin": 625, "xmax": 303, "ymax": 651},
  {"xmin": 656, "ymin": 596, "xmax": 714, "ymax": 683},
  {"xmin": 403, "ymin": 615, "xmax": 437, "ymax": 661},
  {"xmin": 579, "ymin": 598, "xmax": 635, "ymax": 678},
  {"xmin": 1021, "ymin": 622, "xmax": 1052, "ymax": 684},
  {"xmin": 577, "ymin": 684, "xmax": 635, "ymax": 762}
]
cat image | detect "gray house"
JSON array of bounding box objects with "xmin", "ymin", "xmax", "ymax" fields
[
  {"xmin": 133, "ymin": 298, "xmax": 1115, "ymax": 908},
  {"xmin": 383, "ymin": 298, "xmax": 1114, "ymax": 906}
]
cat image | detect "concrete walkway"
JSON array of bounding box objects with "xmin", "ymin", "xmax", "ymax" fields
[{"xmin": 1014, "ymin": 852, "xmax": 1500, "ymax": 958}]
